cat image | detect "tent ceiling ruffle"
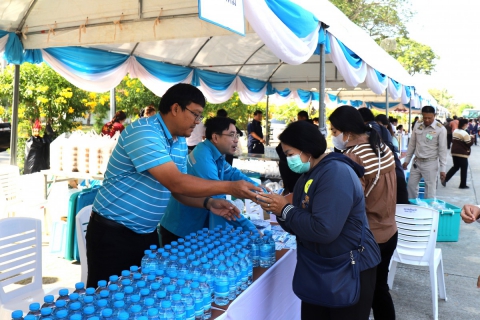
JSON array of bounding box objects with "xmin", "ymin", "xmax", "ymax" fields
[{"xmin": 0, "ymin": 0, "xmax": 433, "ymax": 108}]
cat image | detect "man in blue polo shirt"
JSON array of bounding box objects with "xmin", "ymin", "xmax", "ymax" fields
[
  {"xmin": 160, "ymin": 117, "xmax": 258, "ymax": 243},
  {"xmin": 86, "ymin": 84, "xmax": 260, "ymax": 287}
]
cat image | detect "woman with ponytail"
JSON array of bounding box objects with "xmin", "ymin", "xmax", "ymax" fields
[
  {"xmin": 102, "ymin": 111, "xmax": 127, "ymax": 137},
  {"xmin": 329, "ymin": 105, "xmax": 397, "ymax": 320}
]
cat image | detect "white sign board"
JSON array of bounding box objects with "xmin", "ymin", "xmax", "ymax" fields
[{"xmin": 198, "ymin": 0, "xmax": 245, "ymax": 36}]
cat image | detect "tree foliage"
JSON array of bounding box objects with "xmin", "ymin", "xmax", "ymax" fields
[
  {"xmin": 429, "ymin": 88, "xmax": 459, "ymax": 116},
  {"xmin": 330, "ymin": 0, "xmax": 438, "ymax": 77},
  {"xmin": 389, "ymin": 38, "xmax": 439, "ymax": 75}
]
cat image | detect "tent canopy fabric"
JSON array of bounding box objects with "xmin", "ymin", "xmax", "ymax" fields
[{"xmin": 0, "ymin": 0, "xmax": 430, "ymax": 108}]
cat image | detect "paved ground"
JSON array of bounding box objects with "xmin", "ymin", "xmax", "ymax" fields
[{"xmin": 3, "ymin": 143, "xmax": 480, "ymax": 319}]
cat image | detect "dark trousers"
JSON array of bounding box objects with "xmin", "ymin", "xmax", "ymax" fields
[
  {"xmin": 248, "ymin": 142, "xmax": 264, "ymax": 154},
  {"xmin": 301, "ymin": 266, "xmax": 377, "ymax": 320},
  {"xmin": 446, "ymin": 156, "xmax": 469, "ymax": 187},
  {"xmin": 396, "ymin": 175, "xmax": 409, "ymax": 204},
  {"xmin": 447, "ymin": 134, "xmax": 452, "ymax": 149},
  {"xmin": 85, "ymin": 212, "xmax": 159, "ymax": 288},
  {"xmin": 160, "ymin": 225, "xmax": 181, "ymax": 247},
  {"xmin": 372, "ymin": 232, "xmax": 398, "ymax": 320}
]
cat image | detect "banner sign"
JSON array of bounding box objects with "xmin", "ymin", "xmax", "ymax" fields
[{"xmin": 199, "ymin": 0, "xmax": 245, "ymax": 36}]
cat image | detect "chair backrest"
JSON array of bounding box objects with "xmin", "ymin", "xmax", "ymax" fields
[
  {"xmin": 394, "ymin": 204, "xmax": 439, "ymax": 265},
  {"xmin": 75, "ymin": 205, "xmax": 92, "ymax": 283},
  {"xmin": 0, "ymin": 217, "xmax": 42, "ymax": 304},
  {"xmin": 0, "ymin": 165, "xmax": 21, "ymax": 213}
]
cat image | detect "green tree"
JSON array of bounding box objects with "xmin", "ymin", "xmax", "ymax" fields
[
  {"xmin": 428, "ymin": 88, "xmax": 458, "ymax": 115},
  {"xmin": 330, "ymin": 0, "xmax": 438, "ymax": 77},
  {"xmin": 389, "ymin": 38, "xmax": 439, "ymax": 75}
]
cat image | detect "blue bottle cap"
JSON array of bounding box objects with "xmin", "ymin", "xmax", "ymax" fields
[
  {"xmin": 172, "ymin": 293, "xmax": 182, "ymax": 301},
  {"xmin": 140, "ymin": 288, "xmax": 150, "ymax": 296},
  {"xmin": 148, "ymin": 253, "xmax": 156, "ymax": 258},
  {"xmin": 29, "ymin": 302, "xmax": 40, "ymax": 311},
  {"xmin": 177, "ymin": 279, "xmax": 185, "ymax": 286},
  {"xmin": 117, "ymin": 311, "xmax": 129, "ymax": 320},
  {"xmin": 164, "ymin": 244, "xmax": 172, "ymax": 250},
  {"xmin": 156, "ymin": 269, "xmax": 164, "ymax": 276},
  {"xmin": 113, "ymin": 300, "xmax": 124, "ymax": 308},
  {"xmin": 108, "ymin": 284, "xmax": 118, "ymax": 291},
  {"xmin": 59, "ymin": 288, "xmax": 69, "ymax": 296},
  {"xmin": 121, "ymin": 270, "xmax": 130, "ymax": 277},
  {"xmin": 144, "ymin": 249, "xmax": 152, "ymax": 255},
  {"xmin": 131, "ymin": 304, "xmax": 142, "ymax": 313},
  {"xmin": 70, "ymin": 315, "xmax": 81, "ymax": 320},
  {"xmin": 185, "ymin": 273, "xmax": 193, "ymax": 280},
  {"xmin": 69, "ymin": 302, "xmax": 81, "ymax": 310},
  {"xmin": 202, "ymin": 263, "xmax": 211, "ymax": 269},
  {"xmin": 156, "ymin": 291, "xmax": 167, "ymax": 299},
  {"xmin": 191, "ymin": 282, "xmax": 199, "ymax": 288},
  {"xmin": 199, "ymin": 275, "xmax": 207, "ymax": 283},
  {"xmin": 96, "ymin": 299, "xmax": 107, "ymax": 307},
  {"xmin": 179, "ymin": 258, "xmax": 188, "ymax": 265},
  {"xmin": 12, "ymin": 310, "xmax": 23, "ymax": 318},
  {"xmin": 85, "ymin": 287, "xmax": 95, "ymax": 295},
  {"xmin": 84, "ymin": 306, "xmax": 95, "ymax": 315},
  {"xmin": 102, "ymin": 308, "xmax": 113, "ymax": 317},
  {"xmin": 161, "ymin": 300, "xmax": 172, "ymax": 308},
  {"xmin": 69, "ymin": 293, "xmax": 79, "ymax": 300},
  {"xmin": 148, "ymin": 308, "xmax": 159, "ymax": 316},
  {"xmin": 97, "ymin": 280, "xmax": 107, "ymax": 287},
  {"xmin": 130, "ymin": 266, "xmax": 139, "ymax": 272},
  {"xmin": 44, "ymin": 294, "xmax": 54, "ymax": 303},
  {"xmin": 55, "ymin": 310, "xmax": 68, "ymax": 318},
  {"xmin": 150, "ymin": 244, "xmax": 157, "ymax": 250},
  {"xmin": 162, "ymin": 277, "xmax": 171, "ymax": 284},
  {"xmin": 130, "ymin": 294, "xmax": 140, "ymax": 302},
  {"xmin": 137, "ymin": 280, "xmax": 146, "ymax": 288},
  {"xmin": 178, "ymin": 238, "xmax": 185, "ymax": 243},
  {"xmin": 124, "ymin": 285, "xmax": 134, "ymax": 294},
  {"xmin": 114, "ymin": 292, "xmax": 124, "ymax": 300},
  {"xmin": 40, "ymin": 307, "xmax": 52, "ymax": 315},
  {"xmin": 55, "ymin": 300, "xmax": 66, "ymax": 307},
  {"xmin": 226, "ymin": 261, "xmax": 233, "ymax": 267},
  {"xmin": 145, "ymin": 297, "xmax": 155, "ymax": 306},
  {"xmin": 121, "ymin": 279, "xmax": 131, "ymax": 286},
  {"xmin": 151, "ymin": 282, "xmax": 161, "ymax": 290},
  {"xmin": 99, "ymin": 290, "xmax": 109, "ymax": 298},
  {"xmin": 167, "ymin": 285, "xmax": 176, "ymax": 292},
  {"xmin": 181, "ymin": 287, "xmax": 191, "ymax": 295},
  {"xmin": 109, "ymin": 275, "xmax": 119, "ymax": 282},
  {"xmin": 83, "ymin": 295, "xmax": 94, "ymax": 303},
  {"xmin": 218, "ymin": 265, "xmax": 227, "ymax": 271}
]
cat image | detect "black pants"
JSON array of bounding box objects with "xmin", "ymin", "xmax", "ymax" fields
[
  {"xmin": 85, "ymin": 212, "xmax": 159, "ymax": 288},
  {"xmin": 301, "ymin": 266, "xmax": 377, "ymax": 320},
  {"xmin": 248, "ymin": 142, "xmax": 264, "ymax": 154},
  {"xmin": 447, "ymin": 134, "xmax": 452, "ymax": 149},
  {"xmin": 396, "ymin": 175, "xmax": 409, "ymax": 204},
  {"xmin": 446, "ymin": 156, "xmax": 469, "ymax": 188},
  {"xmin": 372, "ymin": 232, "xmax": 398, "ymax": 320},
  {"xmin": 160, "ymin": 225, "xmax": 181, "ymax": 247}
]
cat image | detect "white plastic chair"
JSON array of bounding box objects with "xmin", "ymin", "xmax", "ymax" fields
[
  {"xmin": 75, "ymin": 205, "xmax": 92, "ymax": 284},
  {"xmin": 0, "ymin": 217, "xmax": 45, "ymax": 316},
  {"xmin": 388, "ymin": 204, "xmax": 447, "ymax": 320}
]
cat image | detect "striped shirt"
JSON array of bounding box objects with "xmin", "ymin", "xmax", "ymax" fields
[{"xmin": 92, "ymin": 113, "xmax": 187, "ymax": 233}]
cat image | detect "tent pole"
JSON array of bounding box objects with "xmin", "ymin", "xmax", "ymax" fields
[
  {"xmin": 265, "ymin": 95, "xmax": 270, "ymax": 146},
  {"xmin": 385, "ymin": 88, "xmax": 389, "ymax": 118},
  {"xmin": 109, "ymin": 88, "xmax": 116, "ymax": 120},
  {"xmin": 408, "ymin": 98, "xmax": 412, "ymax": 134},
  {"xmin": 318, "ymin": 37, "xmax": 326, "ymax": 137},
  {"xmin": 9, "ymin": 65, "xmax": 20, "ymax": 166}
]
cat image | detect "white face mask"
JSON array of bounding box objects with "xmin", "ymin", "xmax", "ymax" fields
[{"xmin": 332, "ymin": 132, "xmax": 349, "ymax": 150}]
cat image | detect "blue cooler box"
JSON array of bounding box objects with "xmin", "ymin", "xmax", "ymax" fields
[{"xmin": 409, "ymin": 198, "xmax": 461, "ymax": 242}]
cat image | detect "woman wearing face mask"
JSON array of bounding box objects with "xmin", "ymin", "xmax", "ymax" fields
[
  {"xmin": 329, "ymin": 106, "xmax": 397, "ymax": 320},
  {"xmin": 256, "ymin": 121, "xmax": 380, "ymax": 320}
]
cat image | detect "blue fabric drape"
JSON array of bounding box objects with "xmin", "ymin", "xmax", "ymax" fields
[
  {"xmin": 404, "ymin": 86, "xmax": 412, "ymax": 98},
  {"xmin": 327, "ymin": 93, "xmax": 338, "ymax": 102},
  {"xmin": 338, "ymin": 99, "xmax": 349, "ymax": 105},
  {"xmin": 137, "ymin": 57, "xmax": 192, "ymax": 83},
  {"xmin": 192, "ymin": 69, "xmax": 236, "ymax": 91},
  {"xmin": 239, "ymin": 76, "xmax": 267, "ymax": 93},
  {"xmin": 369, "ymin": 102, "xmax": 410, "ymax": 109},
  {"xmin": 336, "ymin": 40, "xmax": 362, "ymax": 69},
  {"xmin": 350, "ymin": 100, "xmax": 363, "ymax": 108},
  {"xmin": 297, "ymin": 89, "xmax": 312, "ymax": 103},
  {"xmin": 390, "ymin": 78, "xmax": 401, "ymax": 91},
  {"xmin": 375, "ymin": 70, "xmax": 387, "ymax": 83},
  {"xmin": 311, "ymin": 91, "xmax": 319, "ymax": 101},
  {"xmin": 44, "ymin": 47, "xmax": 128, "ymax": 75},
  {"xmin": 3, "ymin": 32, "xmax": 24, "ymax": 64},
  {"xmin": 273, "ymin": 88, "xmax": 292, "ymax": 97},
  {"xmin": 265, "ymin": 0, "xmax": 318, "ymax": 38},
  {"xmin": 314, "ymin": 27, "xmax": 331, "ymax": 55},
  {"xmin": 24, "ymin": 49, "xmax": 43, "ymax": 64}
]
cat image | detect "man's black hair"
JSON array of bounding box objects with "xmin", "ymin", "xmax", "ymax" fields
[
  {"xmin": 158, "ymin": 83, "xmax": 206, "ymax": 115},
  {"xmin": 217, "ymin": 109, "xmax": 228, "ymax": 117},
  {"xmin": 297, "ymin": 110, "xmax": 309, "ymax": 119},
  {"xmin": 459, "ymin": 118, "xmax": 469, "ymax": 129},
  {"xmin": 205, "ymin": 117, "xmax": 236, "ymax": 140},
  {"xmin": 253, "ymin": 110, "xmax": 263, "ymax": 116},
  {"xmin": 421, "ymin": 106, "xmax": 436, "ymax": 114}
]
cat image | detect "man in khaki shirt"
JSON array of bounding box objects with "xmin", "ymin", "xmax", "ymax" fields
[{"xmin": 402, "ymin": 106, "xmax": 448, "ymax": 199}]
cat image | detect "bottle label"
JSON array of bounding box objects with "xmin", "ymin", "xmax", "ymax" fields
[
  {"xmin": 175, "ymin": 311, "xmax": 186, "ymax": 320},
  {"xmin": 185, "ymin": 306, "xmax": 195, "ymax": 318},
  {"xmin": 203, "ymin": 294, "xmax": 212, "ymax": 306},
  {"xmin": 215, "ymin": 280, "xmax": 229, "ymax": 297},
  {"xmin": 194, "ymin": 299, "xmax": 204, "ymax": 314}
]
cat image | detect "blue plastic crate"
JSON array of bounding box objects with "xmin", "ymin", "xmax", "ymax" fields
[{"xmin": 409, "ymin": 198, "xmax": 461, "ymax": 242}]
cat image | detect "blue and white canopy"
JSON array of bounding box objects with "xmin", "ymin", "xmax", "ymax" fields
[{"xmin": 0, "ymin": 0, "xmax": 430, "ymax": 108}]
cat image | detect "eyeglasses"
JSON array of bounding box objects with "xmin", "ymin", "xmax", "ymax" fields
[
  {"xmin": 185, "ymin": 107, "xmax": 204, "ymax": 122},
  {"xmin": 218, "ymin": 133, "xmax": 240, "ymax": 140}
]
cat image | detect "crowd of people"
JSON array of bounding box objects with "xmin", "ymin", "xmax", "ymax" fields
[{"xmin": 91, "ymin": 87, "xmax": 479, "ymax": 320}]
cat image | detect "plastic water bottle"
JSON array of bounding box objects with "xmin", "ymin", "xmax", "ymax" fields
[
  {"xmin": 141, "ymin": 250, "xmax": 152, "ymax": 270},
  {"xmin": 180, "ymin": 288, "xmax": 195, "ymax": 320},
  {"xmin": 41, "ymin": 295, "xmax": 56, "ymax": 310},
  {"xmin": 155, "ymin": 291, "xmax": 167, "ymax": 309},
  {"xmin": 93, "ymin": 299, "xmax": 107, "ymax": 316},
  {"xmin": 111, "ymin": 300, "xmax": 126, "ymax": 318},
  {"xmin": 237, "ymin": 253, "xmax": 248, "ymax": 290},
  {"xmin": 69, "ymin": 293, "xmax": 80, "ymax": 306},
  {"xmin": 39, "ymin": 307, "xmax": 52, "ymax": 320},
  {"xmin": 53, "ymin": 310, "xmax": 68, "ymax": 319},
  {"xmin": 213, "ymin": 265, "xmax": 229, "ymax": 306},
  {"xmin": 130, "ymin": 304, "xmax": 143, "ymax": 319},
  {"xmin": 11, "ymin": 310, "xmax": 24, "ymax": 320},
  {"xmin": 83, "ymin": 295, "xmax": 95, "ymax": 309},
  {"xmin": 139, "ymin": 288, "xmax": 152, "ymax": 304},
  {"xmin": 26, "ymin": 302, "xmax": 41, "ymax": 319},
  {"xmin": 171, "ymin": 294, "xmax": 186, "ymax": 320},
  {"xmin": 198, "ymin": 276, "xmax": 211, "ymax": 319},
  {"xmin": 158, "ymin": 300, "xmax": 175, "ymax": 320},
  {"xmin": 95, "ymin": 280, "xmax": 108, "ymax": 297},
  {"xmin": 225, "ymin": 261, "xmax": 237, "ymax": 301},
  {"xmin": 184, "ymin": 274, "xmax": 193, "ymax": 289},
  {"xmin": 242, "ymin": 249, "xmax": 253, "ymax": 285},
  {"xmin": 97, "ymin": 290, "xmax": 110, "ymax": 304},
  {"xmin": 73, "ymin": 282, "xmax": 86, "ymax": 299},
  {"xmin": 144, "ymin": 297, "xmax": 155, "ymax": 313},
  {"xmin": 259, "ymin": 235, "xmax": 270, "ymax": 268},
  {"xmin": 189, "ymin": 282, "xmax": 204, "ymax": 320},
  {"xmin": 265, "ymin": 231, "xmax": 276, "ymax": 266},
  {"xmin": 230, "ymin": 256, "xmax": 242, "ymax": 295},
  {"xmin": 189, "ymin": 261, "xmax": 202, "ymax": 280},
  {"xmin": 57, "ymin": 289, "xmax": 70, "ymax": 303},
  {"xmin": 175, "ymin": 279, "xmax": 186, "ymax": 295},
  {"xmin": 83, "ymin": 306, "xmax": 97, "ymax": 319},
  {"xmin": 147, "ymin": 307, "xmax": 160, "ymax": 320},
  {"xmin": 53, "ymin": 300, "xmax": 67, "ymax": 318},
  {"xmin": 251, "ymin": 235, "xmax": 261, "ymax": 267},
  {"xmin": 177, "ymin": 258, "xmax": 189, "ymax": 279},
  {"xmin": 70, "ymin": 315, "xmax": 82, "ymax": 320},
  {"xmin": 100, "ymin": 308, "xmax": 113, "ymax": 319},
  {"xmin": 116, "ymin": 311, "xmax": 129, "ymax": 320},
  {"xmin": 119, "ymin": 270, "xmax": 131, "ymax": 282},
  {"xmin": 68, "ymin": 301, "xmax": 82, "ymax": 316},
  {"xmin": 146, "ymin": 253, "xmax": 159, "ymax": 273}
]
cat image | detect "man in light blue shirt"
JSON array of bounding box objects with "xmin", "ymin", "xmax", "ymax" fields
[
  {"xmin": 86, "ymin": 84, "xmax": 260, "ymax": 287},
  {"xmin": 161, "ymin": 117, "xmax": 258, "ymax": 242}
]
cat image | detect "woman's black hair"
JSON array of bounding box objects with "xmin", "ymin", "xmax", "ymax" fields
[
  {"xmin": 459, "ymin": 118, "xmax": 469, "ymax": 129},
  {"xmin": 108, "ymin": 111, "xmax": 127, "ymax": 131},
  {"xmin": 278, "ymin": 121, "xmax": 326, "ymax": 158},
  {"xmin": 375, "ymin": 114, "xmax": 389, "ymax": 126},
  {"xmin": 329, "ymin": 105, "xmax": 384, "ymax": 156}
]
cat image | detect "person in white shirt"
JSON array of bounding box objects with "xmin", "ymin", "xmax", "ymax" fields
[{"xmin": 186, "ymin": 121, "xmax": 205, "ymax": 152}]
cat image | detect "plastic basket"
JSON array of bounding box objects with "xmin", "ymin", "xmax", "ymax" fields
[{"xmin": 409, "ymin": 198, "xmax": 461, "ymax": 242}]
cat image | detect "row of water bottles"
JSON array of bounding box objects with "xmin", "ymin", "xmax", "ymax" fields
[{"xmin": 13, "ymin": 225, "xmax": 276, "ymax": 320}]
